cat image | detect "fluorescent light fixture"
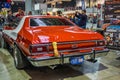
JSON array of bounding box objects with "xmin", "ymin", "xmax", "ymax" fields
[{"xmin": 34, "ymin": 4, "xmax": 40, "ymax": 10}]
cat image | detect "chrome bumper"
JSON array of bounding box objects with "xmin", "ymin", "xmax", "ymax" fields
[{"xmin": 28, "ymin": 48, "xmax": 109, "ymax": 67}]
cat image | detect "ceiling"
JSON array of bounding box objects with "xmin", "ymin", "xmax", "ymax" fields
[{"xmin": 12, "ymin": 0, "xmax": 71, "ymax": 3}]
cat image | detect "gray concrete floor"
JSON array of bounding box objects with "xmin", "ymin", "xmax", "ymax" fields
[{"xmin": 0, "ymin": 48, "xmax": 120, "ymax": 80}]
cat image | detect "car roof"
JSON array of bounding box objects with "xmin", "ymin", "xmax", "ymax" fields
[{"xmin": 25, "ymin": 15, "xmax": 63, "ymax": 19}]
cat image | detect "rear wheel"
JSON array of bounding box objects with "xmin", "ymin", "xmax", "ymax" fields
[
  {"xmin": 13, "ymin": 44, "xmax": 27, "ymax": 69},
  {"xmin": 0, "ymin": 36, "xmax": 7, "ymax": 48}
]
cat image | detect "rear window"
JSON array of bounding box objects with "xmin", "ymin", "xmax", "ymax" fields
[{"xmin": 30, "ymin": 18, "xmax": 74, "ymax": 27}]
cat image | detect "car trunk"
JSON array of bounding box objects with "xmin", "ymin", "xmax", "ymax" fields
[{"xmin": 29, "ymin": 26, "xmax": 105, "ymax": 56}]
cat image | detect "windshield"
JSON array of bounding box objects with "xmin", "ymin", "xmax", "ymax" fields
[
  {"xmin": 30, "ymin": 18, "xmax": 74, "ymax": 27},
  {"xmin": 107, "ymin": 25, "xmax": 120, "ymax": 30}
]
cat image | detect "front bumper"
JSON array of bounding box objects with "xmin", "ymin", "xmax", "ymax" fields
[{"xmin": 28, "ymin": 48, "xmax": 109, "ymax": 67}]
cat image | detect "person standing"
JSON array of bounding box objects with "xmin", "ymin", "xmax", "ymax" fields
[
  {"xmin": 14, "ymin": 7, "xmax": 25, "ymax": 23},
  {"xmin": 28, "ymin": 11, "xmax": 32, "ymax": 15},
  {"xmin": 7, "ymin": 10, "xmax": 14, "ymax": 23},
  {"xmin": 15, "ymin": 7, "xmax": 25, "ymax": 19},
  {"xmin": 0, "ymin": 15, "xmax": 5, "ymax": 28},
  {"xmin": 7, "ymin": 10, "xmax": 17, "ymax": 26},
  {"xmin": 73, "ymin": 11, "xmax": 82, "ymax": 27},
  {"xmin": 80, "ymin": 10, "xmax": 87, "ymax": 29},
  {"xmin": 0, "ymin": 14, "xmax": 5, "ymax": 28},
  {"xmin": 57, "ymin": 10, "xmax": 63, "ymax": 17},
  {"xmin": 97, "ymin": 14, "xmax": 102, "ymax": 28}
]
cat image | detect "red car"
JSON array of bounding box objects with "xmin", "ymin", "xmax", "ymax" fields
[{"xmin": 0, "ymin": 15, "xmax": 109, "ymax": 69}]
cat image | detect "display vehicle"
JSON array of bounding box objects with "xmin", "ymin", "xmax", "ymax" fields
[
  {"xmin": 0, "ymin": 15, "xmax": 109, "ymax": 69},
  {"xmin": 103, "ymin": 20, "xmax": 120, "ymax": 49}
]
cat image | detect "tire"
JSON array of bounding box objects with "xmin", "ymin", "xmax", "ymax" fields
[
  {"xmin": 13, "ymin": 44, "xmax": 26, "ymax": 69},
  {"xmin": 0, "ymin": 36, "xmax": 7, "ymax": 48}
]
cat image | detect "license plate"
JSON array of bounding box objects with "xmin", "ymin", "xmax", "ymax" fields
[{"xmin": 70, "ymin": 56, "xmax": 84, "ymax": 65}]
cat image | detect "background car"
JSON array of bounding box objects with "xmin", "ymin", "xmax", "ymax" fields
[{"xmin": 103, "ymin": 20, "xmax": 120, "ymax": 49}]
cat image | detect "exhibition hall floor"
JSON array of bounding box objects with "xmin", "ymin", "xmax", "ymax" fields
[{"xmin": 0, "ymin": 49, "xmax": 120, "ymax": 80}]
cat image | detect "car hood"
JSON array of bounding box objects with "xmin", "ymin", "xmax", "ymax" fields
[{"xmin": 31, "ymin": 26, "xmax": 104, "ymax": 43}]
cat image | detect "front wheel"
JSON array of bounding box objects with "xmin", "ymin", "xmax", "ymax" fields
[{"xmin": 13, "ymin": 44, "xmax": 26, "ymax": 69}]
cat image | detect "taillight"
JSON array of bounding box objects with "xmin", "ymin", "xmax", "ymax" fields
[
  {"xmin": 29, "ymin": 45, "xmax": 47, "ymax": 53},
  {"xmin": 97, "ymin": 41, "xmax": 105, "ymax": 46}
]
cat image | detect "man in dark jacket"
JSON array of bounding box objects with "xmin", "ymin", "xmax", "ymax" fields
[
  {"xmin": 7, "ymin": 10, "xmax": 14, "ymax": 23},
  {"xmin": 74, "ymin": 10, "xmax": 87, "ymax": 29},
  {"xmin": 80, "ymin": 10, "xmax": 87, "ymax": 29},
  {"xmin": 7, "ymin": 10, "xmax": 17, "ymax": 26},
  {"xmin": 0, "ymin": 16, "xmax": 5, "ymax": 28},
  {"xmin": 74, "ymin": 11, "xmax": 82, "ymax": 27}
]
